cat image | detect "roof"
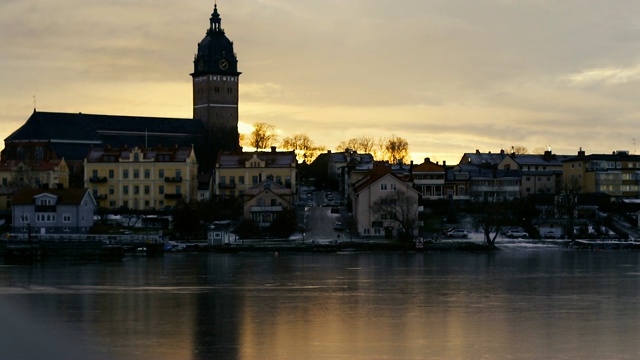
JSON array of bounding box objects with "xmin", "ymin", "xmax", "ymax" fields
[
  {"xmin": 12, "ymin": 188, "xmax": 91, "ymax": 206},
  {"xmin": 459, "ymin": 150, "xmax": 508, "ymax": 166},
  {"xmin": 412, "ymin": 161, "xmax": 445, "ymax": 173},
  {"xmin": 0, "ymin": 159, "xmax": 65, "ymax": 172},
  {"xmin": 85, "ymin": 145, "xmax": 195, "ymax": 163},
  {"xmin": 6, "ymin": 111, "xmax": 205, "ymax": 161},
  {"xmin": 216, "ymin": 151, "xmax": 296, "ymax": 168},
  {"xmin": 353, "ymin": 164, "xmax": 413, "ymax": 194}
]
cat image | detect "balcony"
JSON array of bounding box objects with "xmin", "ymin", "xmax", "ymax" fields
[
  {"xmin": 219, "ymin": 182, "xmax": 236, "ymax": 189},
  {"xmin": 164, "ymin": 193, "xmax": 183, "ymax": 200},
  {"xmin": 250, "ymin": 205, "xmax": 283, "ymax": 213},
  {"xmin": 164, "ymin": 176, "xmax": 183, "ymax": 183},
  {"xmin": 89, "ymin": 176, "xmax": 108, "ymax": 183},
  {"xmin": 35, "ymin": 205, "xmax": 56, "ymax": 213}
]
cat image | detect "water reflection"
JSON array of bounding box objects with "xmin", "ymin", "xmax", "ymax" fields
[{"xmin": 0, "ymin": 251, "xmax": 638, "ymax": 359}]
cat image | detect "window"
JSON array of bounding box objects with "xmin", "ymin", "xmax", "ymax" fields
[
  {"xmin": 144, "ymin": 185, "xmax": 150, "ymax": 195},
  {"xmin": 20, "ymin": 214, "xmax": 29, "ymax": 223},
  {"xmin": 144, "ymin": 169, "xmax": 150, "ymax": 179},
  {"xmin": 123, "ymin": 169, "xmax": 129, "ymax": 179},
  {"xmin": 159, "ymin": 169, "xmax": 165, "ymax": 178},
  {"xmin": 230, "ymin": 176, "xmax": 235, "ymax": 184},
  {"xmin": 63, "ymin": 214, "xmax": 71, "ymax": 222},
  {"xmin": 220, "ymin": 176, "xmax": 226, "ymax": 184},
  {"xmin": 239, "ymin": 176, "xmax": 245, "ymax": 185},
  {"xmin": 134, "ymin": 186, "xmax": 139, "ymax": 195},
  {"xmin": 381, "ymin": 183, "xmax": 388, "ymax": 191},
  {"xmin": 252, "ymin": 176, "xmax": 259, "ymax": 185},
  {"xmin": 363, "ymin": 228, "xmax": 370, "ymax": 235},
  {"xmin": 159, "ymin": 186, "xmax": 164, "ymax": 195},
  {"xmin": 123, "ymin": 185, "xmax": 129, "ymax": 195},
  {"xmin": 133, "ymin": 170, "xmax": 139, "ymax": 179},
  {"xmin": 92, "ymin": 170, "xmax": 98, "ymax": 178},
  {"xmin": 176, "ymin": 186, "xmax": 181, "ymax": 194},
  {"xmin": 175, "ymin": 170, "xmax": 182, "ymax": 178},
  {"xmin": 109, "ymin": 186, "xmax": 115, "ymax": 195},
  {"xmin": 390, "ymin": 183, "xmax": 397, "ymax": 191},
  {"xmin": 109, "ymin": 169, "xmax": 114, "ymax": 179}
]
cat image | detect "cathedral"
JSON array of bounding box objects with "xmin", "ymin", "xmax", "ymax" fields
[{"xmin": 1, "ymin": 4, "xmax": 240, "ymax": 186}]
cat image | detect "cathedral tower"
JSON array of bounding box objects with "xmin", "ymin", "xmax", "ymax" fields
[{"xmin": 192, "ymin": 4, "xmax": 240, "ymax": 158}]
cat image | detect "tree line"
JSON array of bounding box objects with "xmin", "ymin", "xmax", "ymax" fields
[{"xmin": 241, "ymin": 122, "xmax": 410, "ymax": 164}]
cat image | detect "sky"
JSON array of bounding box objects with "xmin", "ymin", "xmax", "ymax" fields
[{"xmin": 2, "ymin": 0, "xmax": 640, "ymax": 165}]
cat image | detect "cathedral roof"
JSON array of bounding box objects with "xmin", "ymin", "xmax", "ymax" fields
[
  {"xmin": 5, "ymin": 111, "xmax": 205, "ymax": 161},
  {"xmin": 192, "ymin": 4, "xmax": 240, "ymax": 76}
]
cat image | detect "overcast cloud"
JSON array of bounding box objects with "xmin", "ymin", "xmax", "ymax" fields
[{"xmin": 2, "ymin": 0, "xmax": 640, "ymax": 163}]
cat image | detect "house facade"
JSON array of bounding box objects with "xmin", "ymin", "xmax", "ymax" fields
[
  {"xmin": 412, "ymin": 158, "xmax": 446, "ymax": 200},
  {"xmin": 498, "ymin": 150, "xmax": 568, "ymax": 197},
  {"xmin": 11, "ymin": 188, "xmax": 96, "ymax": 235},
  {"xmin": 562, "ymin": 149, "xmax": 640, "ymax": 198},
  {"xmin": 352, "ymin": 164, "xmax": 420, "ymax": 238},
  {"xmin": 215, "ymin": 149, "xmax": 297, "ymax": 201},
  {"xmin": 83, "ymin": 145, "xmax": 198, "ymax": 210},
  {"xmin": 0, "ymin": 159, "xmax": 69, "ymax": 189}
]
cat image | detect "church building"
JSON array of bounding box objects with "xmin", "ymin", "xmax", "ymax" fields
[{"xmin": 1, "ymin": 3, "xmax": 241, "ymax": 188}]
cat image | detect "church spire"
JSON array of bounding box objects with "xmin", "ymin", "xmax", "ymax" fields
[{"xmin": 209, "ymin": 3, "xmax": 223, "ymax": 33}]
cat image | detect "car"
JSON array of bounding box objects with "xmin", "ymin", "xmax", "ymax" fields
[
  {"xmin": 330, "ymin": 207, "xmax": 340, "ymax": 214},
  {"xmin": 543, "ymin": 230, "xmax": 556, "ymax": 239},
  {"xmin": 333, "ymin": 222, "xmax": 344, "ymax": 231},
  {"xmin": 506, "ymin": 230, "xmax": 529, "ymax": 239},
  {"xmin": 446, "ymin": 229, "xmax": 469, "ymax": 238}
]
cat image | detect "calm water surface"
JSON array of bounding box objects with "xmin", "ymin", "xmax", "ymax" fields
[{"xmin": 0, "ymin": 250, "xmax": 639, "ymax": 360}]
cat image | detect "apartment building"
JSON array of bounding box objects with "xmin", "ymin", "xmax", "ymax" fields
[
  {"xmin": 83, "ymin": 145, "xmax": 198, "ymax": 210},
  {"xmin": 562, "ymin": 149, "xmax": 640, "ymax": 198}
]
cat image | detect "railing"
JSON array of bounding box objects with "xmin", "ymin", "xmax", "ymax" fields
[
  {"xmin": 218, "ymin": 182, "xmax": 236, "ymax": 189},
  {"xmin": 89, "ymin": 176, "xmax": 108, "ymax": 183},
  {"xmin": 34, "ymin": 205, "xmax": 56, "ymax": 212},
  {"xmin": 164, "ymin": 176, "xmax": 183, "ymax": 183}
]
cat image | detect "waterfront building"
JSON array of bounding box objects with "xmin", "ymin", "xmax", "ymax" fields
[
  {"xmin": 83, "ymin": 146, "xmax": 198, "ymax": 210},
  {"xmin": 11, "ymin": 188, "xmax": 96, "ymax": 235}
]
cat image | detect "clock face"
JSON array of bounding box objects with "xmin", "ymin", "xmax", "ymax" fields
[
  {"xmin": 198, "ymin": 60, "xmax": 204, "ymax": 71},
  {"xmin": 219, "ymin": 59, "xmax": 229, "ymax": 70}
]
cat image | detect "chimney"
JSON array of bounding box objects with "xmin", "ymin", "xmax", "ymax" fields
[
  {"xmin": 578, "ymin": 148, "xmax": 586, "ymax": 157},
  {"xmin": 271, "ymin": 146, "xmax": 276, "ymax": 152},
  {"xmin": 424, "ymin": 157, "xmax": 430, "ymax": 164}
]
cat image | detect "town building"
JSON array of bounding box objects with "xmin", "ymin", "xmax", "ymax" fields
[
  {"xmin": 215, "ymin": 149, "xmax": 297, "ymax": 226},
  {"xmin": 352, "ymin": 163, "xmax": 420, "ymax": 238},
  {"xmin": 498, "ymin": 149, "xmax": 569, "ymax": 197},
  {"xmin": 11, "ymin": 188, "xmax": 96, "ymax": 235},
  {"xmin": 0, "ymin": 158, "xmax": 69, "ymax": 189},
  {"xmin": 562, "ymin": 149, "xmax": 640, "ymax": 199},
  {"xmin": 83, "ymin": 145, "xmax": 198, "ymax": 210},
  {"xmin": 412, "ymin": 158, "xmax": 446, "ymax": 200},
  {"xmin": 2, "ymin": 4, "xmax": 241, "ymax": 177}
]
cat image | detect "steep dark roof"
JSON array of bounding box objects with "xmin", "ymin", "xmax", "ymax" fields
[
  {"xmin": 12, "ymin": 188, "xmax": 91, "ymax": 206},
  {"xmin": 6, "ymin": 111, "xmax": 206, "ymax": 161}
]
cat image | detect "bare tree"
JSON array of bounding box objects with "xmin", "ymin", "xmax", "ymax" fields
[
  {"xmin": 383, "ymin": 134, "xmax": 409, "ymax": 164},
  {"xmin": 511, "ymin": 145, "xmax": 528, "ymax": 154},
  {"xmin": 281, "ymin": 134, "xmax": 326, "ymax": 163},
  {"xmin": 336, "ymin": 135, "xmax": 376, "ymax": 154},
  {"xmin": 246, "ymin": 122, "xmax": 277, "ymax": 150},
  {"xmin": 558, "ymin": 176, "xmax": 582, "ymax": 242},
  {"xmin": 473, "ymin": 199, "xmax": 512, "ymax": 248},
  {"xmin": 371, "ymin": 191, "xmax": 420, "ymax": 242}
]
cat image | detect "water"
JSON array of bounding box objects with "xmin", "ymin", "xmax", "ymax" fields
[{"xmin": 0, "ymin": 250, "xmax": 639, "ymax": 360}]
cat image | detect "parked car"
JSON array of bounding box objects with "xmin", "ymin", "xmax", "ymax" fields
[
  {"xmin": 543, "ymin": 230, "xmax": 557, "ymax": 239},
  {"xmin": 446, "ymin": 229, "xmax": 469, "ymax": 238},
  {"xmin": 506, "ymin": 230, "xmax": 529, "ymax": 239},
  {"xmin": 333, "ymin": 222, "xmax": 344, "ymax": 231}
]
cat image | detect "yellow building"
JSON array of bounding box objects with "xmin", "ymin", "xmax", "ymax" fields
[
  {"xmin": 0, "ymin": 159, "xmax": 69, "ymax": 190},
  {"xmin": 562, "ymin": 149, "xmax": 640, "ymax": 198},
  {"xmin": 215, "ymin": 149, "xmax": 297, "ymax": 224},
  {"xmin": 84, "ymin": 146, "xmax": 198, "ymax": 210}
]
